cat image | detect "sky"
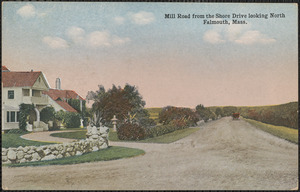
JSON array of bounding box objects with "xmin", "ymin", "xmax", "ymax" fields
[{"xmin": 2, "ymin": 2, "xmax": 298, "ymax": 108}]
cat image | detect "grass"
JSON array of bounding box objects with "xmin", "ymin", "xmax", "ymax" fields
[
  {"xmin": 2, "ymin": 133, "xmax": 57, "ymax": 148},
  {"xmin": 50, "ymin": 130, "xmax": 86, "ymax": 140},
  {"xmin": 51, "ymin": 127, "xmax": 200, "ymax": 144},
  {"xmin": 4, "ymin": 146, "xmax": 145, "ymax": 167},
  {"xmin": 243, "ymin": 118, "xmax": 298, "ymax": 144}
]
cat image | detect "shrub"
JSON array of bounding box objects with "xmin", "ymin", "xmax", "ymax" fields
[
  {"xmin": 65, "ymin": 112, "xmax": 81, "ymax": 128},
  {"xmin": 40, "ymin": 106, "xmax": 55, "ymax": 124},
  {"xmin": 159, "ymin": 106, "xmax": 199, "ymax": 126},
  {"xmin": 117, "ymin": 122, "xmax": 146, "ymax": 140},
  {"xmin": 19, "ymin": 103, "xmax": 35, "ymax": 131}
]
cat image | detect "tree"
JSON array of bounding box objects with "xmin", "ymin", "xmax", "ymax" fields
[
  {"xmin": 195, "ymin": 104, "xmax": 215, "ymax": 122},
  {"xmin": 40, "ymin": 106, "xmax": 55, "ymax": 123},
  {"xmin": 159, "ymin": 106, "xmax": 199, "ymax": 126},
  {"xmin": 215, "ymin": 107, "xmax": 223, "ymax": 117},
  {"xmin": 19, "ymin": 103, "xmax": 35, "ymax": 130},
  {"xmin": 86, "ymin": 84, "xmax": 153, "ymax": 127},
  {"xmin": 223, "ymin": 106, "xmax": 238, "ymax": 116}
]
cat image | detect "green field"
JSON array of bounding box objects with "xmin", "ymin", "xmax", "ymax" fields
[
  {"xmin": 2, "ymin": 133, "xmax": 57, "ymax": 148},
  {"xmin": 243, "ymin": 118, "xmax": 298, "ymax": 144}
]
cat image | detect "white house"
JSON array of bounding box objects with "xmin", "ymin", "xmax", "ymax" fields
[
  {"xmin": 2, "ymin": 66, "xmax": 85, "ymax": 131},
  {"xmin": 2, "ymin": 66, "xmax": 50, "ymax": 131}
]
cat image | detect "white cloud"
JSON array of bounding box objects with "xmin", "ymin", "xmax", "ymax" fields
[
  {"xmin": 129, "ymin": 11, "xmax": 155, "ymax": 25},
  {"xmin": 203, "ymin": 23, "xmax": 276, "ymax": 45},
  {"xmin": 66, "ymin": 26, "xmax": 85, "ymax": 44},
  {"xmin": 43, "ymin": 36, "xmax": 69, "ymax": 49},
  {"xmin": 17, "ymin": 4, "xmax": 36, "ymax": 18},
  {"xmin": 203, "ymin": 30, "xmax": 225, "ymax": 44},
  {"xmin": 114, "ymin": 16, "xmax": 125, "ymax": 25},
  {"xmin": 234, "ymin": 30, "xmax": 276, "ymax": 45},
  {"xmin": 87, "ymin": 31, "xmax": 112, "ymax": 47},
  {"xmin": 66, "ymin": 26, "xmax": 130, "ymax": 48}
]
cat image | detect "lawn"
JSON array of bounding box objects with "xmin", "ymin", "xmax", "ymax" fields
[
  {"xmin": 4, "ymin": 146, "xmax": 145, "ymax": 167},
  {"xmin": 243, "ymin": 118, "xmax": 298, "ymax": 144},
  {"xmin": 2, "ymin": 133, "xmax": 56, "ymax": 148},
  {"xmin": 51, "ymin": 127, "xmax": 200, "ymax": 144}
]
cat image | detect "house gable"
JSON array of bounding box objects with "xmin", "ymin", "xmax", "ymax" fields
[{"xmin": 32, "ymin": 73, "xmax": 50, "ymax": 90}]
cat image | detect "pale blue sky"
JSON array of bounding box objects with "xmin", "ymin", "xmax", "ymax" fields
[{"xmin": 2, "ymin": 2, "xmax": 298, "ymax": 107}]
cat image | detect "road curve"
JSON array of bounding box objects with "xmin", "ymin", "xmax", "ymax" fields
[{"xmin": 2, "ymin": 117, "xmax": 298, "ymax": 190}]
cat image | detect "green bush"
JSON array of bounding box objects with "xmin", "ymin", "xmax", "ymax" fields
[
  {"xmin": 117, "ymin": 122, "xmax": 147, "ymax": 140},
  {"xmin": 19, "ymin": 103, "xmax": 35, "ymax": 131},
  {"xmin": 65, "ymin": 112, "xmax": 81, "ymax": 128},
  {"xmin": 40, "ymin": 106, "xmax": 55, "ymax": 124}
]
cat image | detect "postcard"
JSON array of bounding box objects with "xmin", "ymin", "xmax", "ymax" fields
[{"xmin": 1, "ymin": 2, "xmax": 298, "ymax": 190}]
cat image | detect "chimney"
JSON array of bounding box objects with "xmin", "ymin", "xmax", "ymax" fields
[{"xmin": 55, "ymin": 78, "xmax": 61, "ymax": 90}]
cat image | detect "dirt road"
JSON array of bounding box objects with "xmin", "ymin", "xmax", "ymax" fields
[{"xmin": 2, "ymin": 117, "xmax": 298, "ymax": 190}]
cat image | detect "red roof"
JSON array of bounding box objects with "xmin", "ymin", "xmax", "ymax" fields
[
  {"xmin": 2, "ymin": 66, "xmax": 9, "ymax": 71},
  {"xmin": 2, "ymin": 71, "xmax": 42, "ymax": 87},
  {"xmin": 55, "ymin": 101, "xmax": 78, "ymax": 112},
  {"xmin": 43, "ymin": 89, "xmax": 84, "ymax": 101}
]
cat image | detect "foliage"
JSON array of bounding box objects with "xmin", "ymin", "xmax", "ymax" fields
[
  {"xmin": 240, "ymin": 102, "xmax": 298, "ymax": 129},
  {"xmin": 222, "ymin": 106, "xmax": 238, "ymax": 117},
  {"xmin": 117, "ymin": 122, "xmax": 147, "ymax": 140},
  {"xmin": 64, "ymin": 112, "xmax": 81, "ymax": 128},
  {"xmin": 19, "ymin": 103, "xmax": 35, "ymax": 130},
  {"xmin": 158, "ymin": 106, "xmax": 199, "ymax": 126},
  {"xmin": 215, "ymin": 107, "xmax": 223, "ymax": 117},
  {"xmin": 86, "ymin": 84, "xmax": 152, "ymax": 127},
  {"xmin": 40, "ymin": 106, "xmax": 55, "ymax": 124},
  {"xmin": 5, "ymin": 146, "xmax": 145, "ymax": 167},
  {"xmin": 195, "ymin": 104, "xmax": 216, "ymax": 122}
]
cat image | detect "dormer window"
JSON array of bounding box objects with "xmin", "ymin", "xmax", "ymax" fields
[{"xmin": 8, "ymin": 90, "xmax": 14, "ymax": 99}]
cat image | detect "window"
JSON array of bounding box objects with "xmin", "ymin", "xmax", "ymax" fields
[
  {"xmin": 8, "ymin": 90, "xmax": 14, "ymax": 99},
  {"xmin": 6, "ymin": 111, "xmax": 19, "ymax": 122}
]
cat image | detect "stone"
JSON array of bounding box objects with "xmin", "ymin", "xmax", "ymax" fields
[
  {"xmin": 2, "ymin": 148, "xmax": 8, "ymax": 156},
  {"xmin": 91, "ymin": 126, "xmax": 98, "ymax": 135},
  {"xmin": 56, "ymin": 145, "xmax": 63, "ymax": 151},
  {"xmin": 92, "ymin": 146, "xmax": 99, "ymax": 151},
  {"xmin": 27, "ymin": 150, "xmax": 35, "ymax": 154},
  {"xmin": 31, "ymin": 146, "xmax": 37, "ymax": 151},
  {"xmin": 66, "ymin": 147, "xmax": 73, "ymax": 152},
  {"xmin": 70, "ymin": 151, "xmax": 75, "ymax": 156},
  {"xmin": 2, "ymin": 156, "xmax": 8, "ymax": 162},
  {"xmin": 16, "ymin": 151, "xmax": 25, "ymax": 159},
  {"xmin": 20, "ymin": 159, "xmax": 27, "ymax": 163},
  {"xmin": 44, "ymin": 149, "xmax": 51, "ymax": 155},
  {"xmin": 91, "ymin": 134, "xmax": 99, "ymax": 139},
  {"xmin": 100, "ymin": 126, "xmax": 109, "ymax": 134},
  {"xmin": 50, "ymin": 145, "xmax": 55, "ymax": 150},
  {"xmin": 52, "ymin": 151, "xmax": 58, "ymax": 155},
  {"xmin": 7, "ymin": 150, "xmax": 17, "ymax": 161},
  {"xmin": 3, "ymin": 160, "xmax": 12, "ymax": 164},
  {"xmin": 42, "ymin": 146, "xmax": 48, "ymax": 150},
  {"xmin": 23, "ymin": 146, "xmax": 29, "ymax": 152},
  {"xmin": 100, "ymin": 142, "xmax": 108, "ymax": 149},
  {"xmin": 64, "ymin": 152, "xmax": 71, "ymax": 157},
  {"xmin": 36, "ymin": 147, "xmax": 43, "ymax": 153},
  {"xmin": 24, "ymin": 154, "xmax": 32, "ymax": 160},
  {"xmin": 75, "ymin": 151, "xmax": 82, "ymax": 156},
  {"xmin": 17, "ymin": 146, "xmax": 24, "ymax": 151},
  {"xmin": 32, "ymin": 152, "xmax": 41, "ymax": 161},
  {"xmin": 101, "ymin": 133, "xmax": 108, "ymax": 138},
  {"xmin": 41, "ymin": 154, "xmax": 56, "ymax": 161}
]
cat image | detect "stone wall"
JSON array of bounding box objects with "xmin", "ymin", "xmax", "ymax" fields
[{"xmin": 2, "ymin": 126, "xmax": 109, "ymax": 164}]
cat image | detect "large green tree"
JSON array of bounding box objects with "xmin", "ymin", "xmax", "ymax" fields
[{"xmin": 86, "ymin": 84, "xmax": 153, "ymax": 127}]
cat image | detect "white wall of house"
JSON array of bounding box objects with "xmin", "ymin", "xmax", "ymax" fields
[{"xmin": 2, "ymin": 74, "xmax": 50, "ymax": 131}]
